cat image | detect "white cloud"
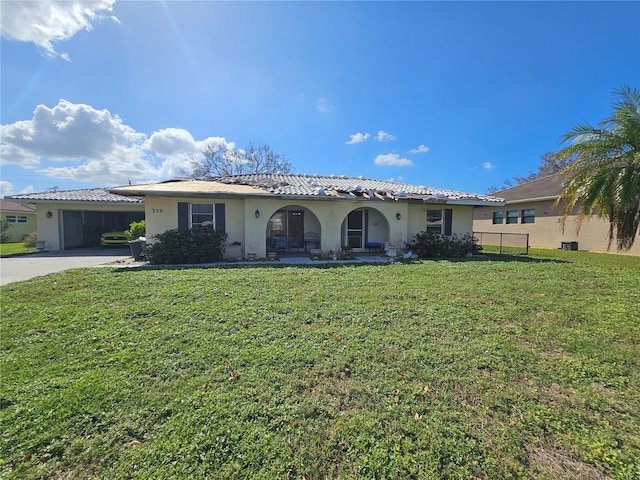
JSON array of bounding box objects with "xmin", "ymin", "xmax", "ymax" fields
[
  {"xmin": 147, "ymin": 128, "xmax": 199, "ymax": 157},
  {"xmin": 376, "ymin": 130, "xmax": 397, "ymax": 142},
  {"xmin": 0, "ymin": 99, "xmax": 235, "ymax": 186},
  {"xmin": 374, "ymin": 153, "xmax": 413, "ymax": 167},
  {"xmin": 1, "ymin": 99, "xmax": 144, "ymax": 163},
  {"xmin": 409, "ymin": 144, "xmax": 429, "ymax": 154},
  {"xmin": 346, "ymin": 132, "xmax": 371, "ymax": 144},
  {"xmin": 317, "ymin": 98, "xmax": 335, "ymax": 113},
  {"xmin": 0, "ymin": 0, "xmax": 118, "ymax": 60},
  {"xmin": 1, "ymin": 181, "xmax": 13, "ymax": 197},
  {"xmin": 482, "ymin": 162, "xmax": 496, "ymax": 170}
]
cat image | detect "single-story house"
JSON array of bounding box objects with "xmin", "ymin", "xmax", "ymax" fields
[
  {"xmin": 111, "ymin": 173, "xmax": 505, "ymax": 259},
  {"xmin": 473, "ymin": 174, "xmax": 640, "ymax": 256},
  {"xmin": 5, "ymin": 189, "xmax": 144, "ymax": 251},
  {"xmin": 0, "ymin": 199, "xmax": 37, "ymax": 242}
]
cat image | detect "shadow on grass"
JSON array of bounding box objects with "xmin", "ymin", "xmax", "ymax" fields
[
  {"xmin": 437, "ymin": 253, "xmax": 569, "ymax": 264},
  {"xmin": 112, "ymin": 253, "xmax": 567, "ymax": 275}
]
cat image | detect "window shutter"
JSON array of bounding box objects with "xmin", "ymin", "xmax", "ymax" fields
[
  {"xmin": 215, "ymin": 204, "xmax": 226, "ymax": 233},
  {"xmin": 444, "ymin": 208, "xmax": 453, "ymax": 236},
  {"xmin": 178, "ymin": 202, "xmax": 189, "ymax": 232}
]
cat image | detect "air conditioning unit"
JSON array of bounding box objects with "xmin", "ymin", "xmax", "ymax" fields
[{"xmin": 561, "ymin": 241, "xmax": 578, "ymax": 251}]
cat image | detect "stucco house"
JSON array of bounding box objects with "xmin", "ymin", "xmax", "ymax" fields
[
  {"xmin": 112, "ymin": 173, "xmax": 504, "ymax": 259},
  {"xmin": 473, "ymin": 174, "xmax": 640, "ymax": 256},
  {"xmin": 5, "ymin": 188, "xmax": 144, "ymax": 251},
  {"xmin": 0, "ymin": 199, "xmax": 36, "ymax": 243}
]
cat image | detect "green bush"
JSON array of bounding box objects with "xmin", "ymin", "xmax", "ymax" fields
[
  {"xmin": 124, "ymin": 220, "xmax": 146, "ymax": 241},
  {"xmin": 143, "ymin": 226, "xmax": 227, "ymax": 264},
  {"xmin": 22, "ymin": 231, "xmax": 38, "ymax": 248},
  {"xmin": 407, "ymin": 231, "xmax": 480, "ymax": 258},
  {"xmin": 0, "ymin": 221, "xmax": 10, "ymax": 243}
]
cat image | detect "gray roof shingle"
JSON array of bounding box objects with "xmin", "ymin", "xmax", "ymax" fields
[
  {"xmin": 0, "ymin": 199, "xmax": 36, "ymax": 212},
  {"xmin": 6, "ymin": 188, "xmax": 143, "ymax": 204},
  {"xmin": 493, "ymin": 174, "xmax": 564, "ymax": 202}
]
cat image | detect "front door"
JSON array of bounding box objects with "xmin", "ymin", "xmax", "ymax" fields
[{"xmin": 346, "ymin": 210, "xmax": 364, "ymax": 249}]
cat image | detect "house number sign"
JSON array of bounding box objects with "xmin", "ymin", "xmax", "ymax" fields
[{"xmin": 152, "ymin": 208, "xmax": 164, "ymax": 213}]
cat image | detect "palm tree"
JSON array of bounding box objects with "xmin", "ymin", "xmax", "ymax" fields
[{"xmin": 554, "ymin": 86, "xmax": 640, "ymax": 250}]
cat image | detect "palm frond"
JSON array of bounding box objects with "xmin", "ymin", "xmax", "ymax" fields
[{"xmin": 554, "ymin": 86, "xmax": 640, "ymax": 250}]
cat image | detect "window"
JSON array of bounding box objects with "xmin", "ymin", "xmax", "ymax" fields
[
  {"xmin": 426, "ymin": 209, "xmax": 443, "ymax": 234},
  {"xmin": 191, "ymin": 204, "xmax": 215, "ymax": 227},
  {"xmin": 522, "ymin": 209, "xmax": 535, "ymax": 224},
  {"xmin": 506, "ymin": 210, "xmax": 519, "ymax": 224},
  {"xmin": 492, "ymin": 211, "xmax": 504, "ymax": 224},
  {"xmin": 5, "ymin": 215, "xmax": 27, "ymax": 224}
]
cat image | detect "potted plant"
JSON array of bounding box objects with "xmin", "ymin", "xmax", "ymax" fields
[{"xmin": 124, "ymin": 220, "xmax": 146, "ymax": 261}]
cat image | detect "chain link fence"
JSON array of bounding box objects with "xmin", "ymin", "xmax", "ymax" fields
[{"xmin": 474, "ymin": 232, "xmax": 529, "ymax": 255}]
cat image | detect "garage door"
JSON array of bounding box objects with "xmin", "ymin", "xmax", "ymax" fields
[{"xmin": 62, "ymin": 210, "xmax": 144, "ymax": 249}]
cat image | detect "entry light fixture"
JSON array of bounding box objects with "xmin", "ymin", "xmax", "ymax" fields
[
  {"xmin": 396, "ymin": 212, "xmax": 401, "ymax": 220},
  {"xmin": 46, "ymin": 211, "xmax": 53, "ymax": 218},
  {"xmin": 255, "ymin": 209, "xmax": 260, "ymax": 218}
]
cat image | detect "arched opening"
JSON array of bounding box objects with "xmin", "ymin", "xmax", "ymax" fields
[
  {"xmin": 341, "ymin": 207, "xmax": 390, "ymax": 252},
  {"xmin": 266, "ymin": 206, "xmax": 321, "ymax": 254}
]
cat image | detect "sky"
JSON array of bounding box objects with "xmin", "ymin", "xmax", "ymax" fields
[{"xmin": 1, "ymin": 1, "xmax": 639, "ymax": 198}]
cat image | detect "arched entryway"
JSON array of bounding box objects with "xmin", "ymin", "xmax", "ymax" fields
[
  {"xmin": 341, "ymin": 207, "xmax": 390, "ymax": 252},
  {"xmin": 266, "ymin": 206, "xmax": 321, "ymax": 253}
]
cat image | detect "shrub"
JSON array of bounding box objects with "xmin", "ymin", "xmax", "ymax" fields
[
  {"xmin": 124, "ymin": 220, "xmax": 146, "ymax": 241},
  {"xmin": 407, "ymin": 231, "xmax": 480, "ymax": 258},
  {"xmin": 0, "ymin": 221, "xmax": 9, "ymax": 243},
  {"xmin": 23, "ymin": 231, "xmax": 38, "ymax": 248},
  {"xmin": 143, "ymin": 226, "xmax": 227, "ymax": 264}
]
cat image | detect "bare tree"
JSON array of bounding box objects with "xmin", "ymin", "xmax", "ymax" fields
[{"xmin": 191, "ymin": 141, "xmax": 292, "ymax": 178}]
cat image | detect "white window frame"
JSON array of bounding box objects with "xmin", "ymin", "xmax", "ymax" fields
[
  {"xmin": 5, "ymin": 215, "xmax": 28, "ymax": 224},
  {"xmin": 190, "ymin": 204, "xmax": 215, "ymax": 228},
  {"xmin": 426, "ymin": 209, "xmax": 443, "ymax": 234}
]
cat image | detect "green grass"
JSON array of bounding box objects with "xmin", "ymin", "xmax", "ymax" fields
[
  {"xmin": 0, "ymin": 242, "xmax": 37, "ymax": 257},
  {"xmin": 1, "ymin": 249, "xmax": 639, "ymax": 479}
]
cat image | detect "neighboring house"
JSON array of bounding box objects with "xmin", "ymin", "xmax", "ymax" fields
[
  {"xmin": 5, "ymin": 189, "xmax": 144, "ymax": 251},
  {"xmin": 112, "ymin": 173, "xmax": 504, "ymax": 259},
  {"xmin": 473, "ymin": 174, "xmax": 640, "ymax": 255},
  {"xmin": 0, "ymin": 199, "xmax": 36, "ymax": 242}
]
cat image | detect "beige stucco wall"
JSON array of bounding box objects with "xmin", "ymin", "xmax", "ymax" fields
[
  {"xmin": 473, "ymin": 200, "xmax": 640, "ymax": 256},
  {"xmin": 144, "ymin": 195, "xmax": 477, "ymax": 259},
  {"xmin": 1, "ymin": 212, "xmax": 36, "ymax": 242}
]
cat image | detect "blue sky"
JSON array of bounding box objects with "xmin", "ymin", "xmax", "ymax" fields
[{"xmin": 1, "ymin": 1, "xmax": 638, "ymax": 197}]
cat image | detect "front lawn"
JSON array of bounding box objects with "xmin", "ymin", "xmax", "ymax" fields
[
  {"xmin": 1, "ymin": 250, "xmax": 639, "ymax": 479},
  {"xmin": 0, "ymin": 242, "xmax": 37, "ymax": 257}
]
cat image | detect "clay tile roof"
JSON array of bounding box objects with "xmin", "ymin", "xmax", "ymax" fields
[
  {"xmin": 5, "ymin": 188, "xmax": 143, "ymax": 204},
  {"xmin": 214, "ymin": 173, "xmax": 504, "ymax": 204}
]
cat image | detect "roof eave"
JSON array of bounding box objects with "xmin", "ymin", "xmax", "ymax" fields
[
  {"xmin": 445, "ymin": 199, "xmax": 506, "ymax": 207},
  {"xmin": 503, "ymin": 195, "xmax": 558, "ymax": 204}
]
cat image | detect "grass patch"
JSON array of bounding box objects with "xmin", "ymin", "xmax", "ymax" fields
[
  {"xmin": 1, "ymin": 249, "xmax": 639, "ymax": 479},
  {"xmin": 0, "ymin": 242, "xmax": 37, "ymax": 257}
]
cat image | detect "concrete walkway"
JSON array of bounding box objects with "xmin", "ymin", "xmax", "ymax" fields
[
  {"xmin": 1, "ymin": 250, "xmax": 394, "ymax": 286},
  {"xmin": 0, "ymin": 248, "xmax": 132, "ymax": 286}
]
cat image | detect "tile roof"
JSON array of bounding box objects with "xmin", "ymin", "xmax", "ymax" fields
[
  {"xmin": 493, "ymin": 174, "xmax": 564, "ymax": 202},
  {"xmin": 0, "ymin": 199, "xmax": 36, "ymax": 212},
  {"xmin": 214, "ymin": 173, "xmax": 504, "ymax": 204},
  {"xmin": 5, "ymin": 188, "xmax": 143, "ymax": 204}
]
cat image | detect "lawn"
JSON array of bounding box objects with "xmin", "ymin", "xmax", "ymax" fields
[
  {"xmin": 0, "ymin": 242, "xmax": 37, "ymax": 257},
  {"xmin": 1, "ymin": 249, "xmax": 639, "ymax": 479}
]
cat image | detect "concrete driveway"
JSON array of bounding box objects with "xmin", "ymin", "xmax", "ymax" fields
[{"xmin": 0, "ymin": 247, "xmax": 132, "ymax": 286}]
